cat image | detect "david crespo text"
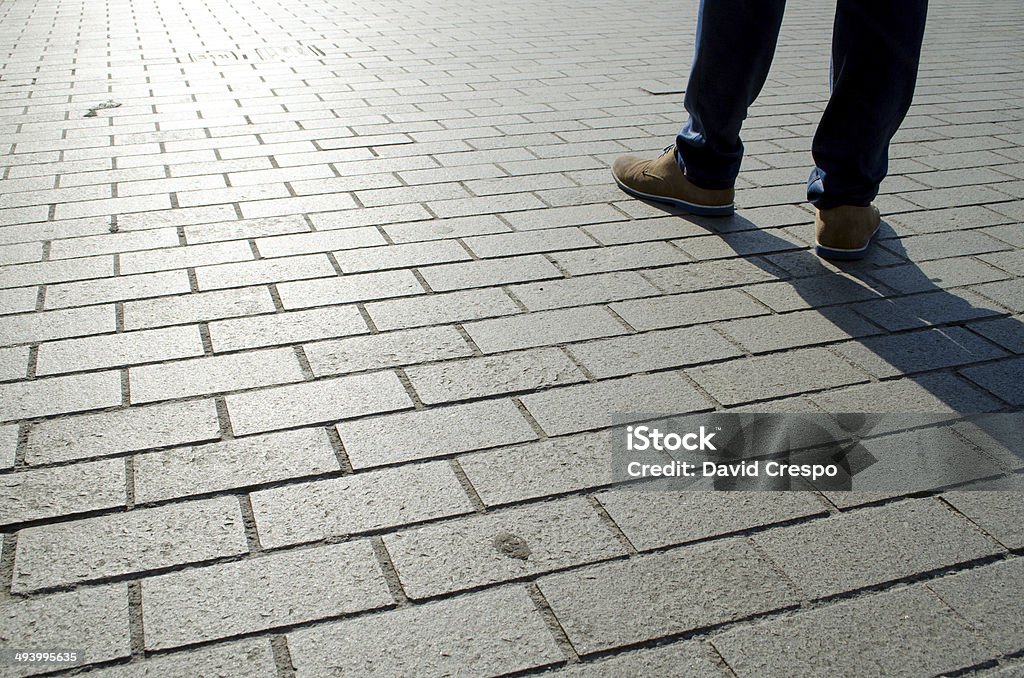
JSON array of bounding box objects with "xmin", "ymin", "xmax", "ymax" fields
[{"xmin": 625, "ymin": 460, "xmax": 840, "ymax": 482}]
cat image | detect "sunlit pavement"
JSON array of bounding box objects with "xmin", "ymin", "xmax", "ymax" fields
[{"xmin": 0, "ymin": 0, "xmax": 1023, "ymax": 675}]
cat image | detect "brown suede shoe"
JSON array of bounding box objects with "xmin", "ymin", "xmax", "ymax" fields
[
  {"xmin": 612, "ymin": 147, "xmax": 735, "ymax": 216},
  {"xmin": 814, "ymin": 205, "xmax": 881, "ymax": 260}
]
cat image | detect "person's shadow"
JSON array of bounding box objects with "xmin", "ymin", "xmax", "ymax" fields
[{"xmin": 634, "ymin": 201, "xmax": 1023, "ymax": 494}]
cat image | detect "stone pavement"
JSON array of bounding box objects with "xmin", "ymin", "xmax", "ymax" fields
[{"xmin": 0, "ymin": 0, "xmax": 1022, "ymax": 674}]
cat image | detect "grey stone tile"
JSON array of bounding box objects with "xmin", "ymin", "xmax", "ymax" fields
[
  {"xmin": 405, "ymin": 347, "xmax": 585, "ymax": 404},
  {"xmin": 123, "ymin": 287, "xmax": 276, "ymax": 330},
  {"xmin": 287, "ymin": 587, "xmax": 562, "ymax": 677},
  {"xmin": 419, "ymin": 254, "xmax": 561, "ymax": 292},
  {"xmin": 208, "ymin": 306, "xmax": 369, "ymax": 352},
  {"xmin": 0, "ymin": 585, "xmax": 131, "ymax": 675},
  {"xmin": 545, "ymin": 641, "xmax": 727, "ymax": 678},
  {"xmin": 968, "ymin": 314, "xmax": 1024, "ymax": 352},
  {"xmin": 538, "ymin": 538, "xmax": 797, "ymax": 655},
  {"xmin": 36, "ymin": 326, "xmax": 205, "ymax": 375},
  {"xmin": 13, "ymin": 497, "xmax": 248, "ymax": 592},
  {"xmin": 0, "ymin": 423, "xmax": 16, "ymax": 469},
  {"xmin": 25, "ymin": 400, "xmax": 221, "ymax": 465},
  {"xmin": 522, "ymin": 372, "xmax": 713, "ymax": 436},
  {"xmin": 927, "ymin": 558, "xmax": 1024, "ymax": 655},
  {"xmin": 569, "ymin": 326, "xmax": 743, "ymax": 379},
  {"xmin": 367, "ymin": 287, "xmax": 520, "ymax": 331},
  {"xmin": 195, "ymin": 254, "xmax": 336, "ymax": 290},
  {"xmin": 251, "ymin": 460, "xmax": 472, "ymax": 548},
  {"xmin": 1, "ymin": 306, "xmax": 117, "ymax": 346},
  {"xmin": 385, "ymin": 498, "xmax": 626, "ymax": 598},
  {"xmin": 753, "ymin": 499, "xmax": 1002, "ymax": 599},
  {"xmin": 338, "ymin": 399, "xmax": 537, "ymax": 469},
  {"xmin": 0, "ymin": 459, "xmax": 125, "ymax": 526},
  {"xmin": 598, "ymin": 491, "xmax": 827, "ymax": 551},
  {"xmin": 305, "ymin": 325, "xmax": 472, "ymax": 376},
  {"xmin": 277, "ymin": 270, "xmax": 425, "ymax": 310},
  {"xmin": 713, "ymin": 586, "xmax": 991, "ymax": 678},
  {"xmin": 73, "ymin": 639, "xmax": 277, "ymax": 678},
  {"xmin": 832, "ymin": 327, "xmax": 1008, "ymax": 379},
  {"xmin": 459, "ymin": 432, "xmax": 624, "ymax": 506},
  {"xmin": 944, "ymin": 487, "xmax": 1024, "ymax": 550},
  {"xmin": 716, "ymin": 308, "xmax": 881, "ymax": 354},
  {"xmin": 0, "ymin": 345, "xmax": 29, "ymax": 381},
  {"xmin": 961, "ymin": 356, "xmax": 1024, "ymax": 406},
  {"xmin": 129, "ymin": 347, "xmax": 305, "ymax": 404},
  {"xmin": 509, "ymin": 271, "xmax": 661, "ymax": 311},
  {"xmin": 610, "ymin": 289, "xmax": 769, "ymax": 331},
  {"xmin": 225, "ymin": 371, "xmax": 414, "ymax": 435},
  {"xmin": 134, "ymin": 428, "xmax": 339, "ymax": 503},
  {"xmin": 464, "ymin": 306, "xmax": 627, "ymax": 353},
  {"xmin": 0, "ymin": 371, "xmax": 122, "ymax": 423},
  {"xmin": 142, "ymin": 541, "xmax": 392, "ymax": 650}
]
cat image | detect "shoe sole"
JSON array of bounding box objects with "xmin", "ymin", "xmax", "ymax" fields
[
  {"xmin": 814, "ymin": 224, "xmax": 881, "ymax": 261},
  {"xmin": 613, "ymin": 173, "xmax": 735, "ymax": 217}
]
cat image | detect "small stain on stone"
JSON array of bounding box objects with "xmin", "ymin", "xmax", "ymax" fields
[
  {"xmin": 493, "ymin": 531, "xmax": 531, "ymax": 561},
  {"xmin": 84, "ymin": 100, "xmax": 122, "ymax": 118}
]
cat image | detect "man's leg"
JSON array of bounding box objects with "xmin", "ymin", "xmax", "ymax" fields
[
  {"xmin": 808, "ymin": 0, "xmax": 929, "ymax": 208},
  {"xmin": 611, "ymin": 0, "xmax": 785, "ymax": 216},
  {"xmin": 676, "ymin": 0, "xmax": 787, "ymax": 190}
]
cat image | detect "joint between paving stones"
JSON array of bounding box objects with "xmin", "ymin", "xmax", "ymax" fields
[
  {"xmin": 271, "ymin": 635, "xmax": 297, "ymax": 678},
  {"xmin": 369, "ymin": 536, "xmax": 411, "ymax": 606}
]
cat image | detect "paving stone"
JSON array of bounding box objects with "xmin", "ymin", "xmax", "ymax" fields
[
  {"xmin": 687, "ymin": 348, "xmax": 871, "ymax": 406},
  {"xmin": 568, "ymin": 326, "xmax": 744, "ymax": 379},
  {"xmin": 961, "ymin": 356, "xmax": 1024, "ymax": 406},
  {"xmin": 944, "ymin": 485, "xmax": 1024, "ymax": 550},
  {"xmin": 832, "ymin": 327, "xmax": 1007, "ymax": 379},
  {"xmin": 973, "ymin": 278, "xmax": 1024, "ymax": 313},
  {"xmin": 74, "ymin": 639, "xmax": 277, "ymax": 678},
  {"xmin": 195, "ymin": 253, "xmax": 336, "ymax": 290},
  {"xmin": 849, "ymin": 288, "xmax": 1002, "ymax": 332},
  {"xmin": 386, "ymin": 497, "xmax": 624, "ymax": 599},
  {"xmin": 406, "ymin": 348, "xmax": 585, "ymax": 404},
  {"xmin": 610, "ymin": 289, "xmax": 769, "ymax": 331},
  {"xmin": 226, "ymin": 371, "xmax": 413, "ymax": 435},
  {"xmin": 13, "ymin": 496, "xmax": 247, "ymax": 592},
  {"xmin": 715, "ymin": 308, "xmax": 881, "ymax": 354},
  {"xmin": 878, "ymin": 229, "xmax": 1011, "ymax": 262},
  {"xmin": 208, "ymin": 306, "xmax": 368, "ymax": 352},
  {"xmin": 367, "ymin": 287, "xmax": 520, "ymax": 331},
  {"xmin": 521, "ymin": 372, "xmax": 714, "ymax": 436},
  {"xmin": 642, "ymin": 258, "xmax": 778, "ymax": 294},
  {"xmin": 332, "ymin": 240, "xmax": 471, "ymax": 273},
  {"xmin": 305, "ymin": 326, "xmax": 472, "ymax": 376},
  {"xmin": 129, "ymin": 347, "xmax": 304, "ymax": 404},
  {"xmin": 276, "ymin": 270, "xmax": 425, "ymax": 310},
  {"xmin": 1, "ymin": 305, "xmax": 116, "ymax": 346},
  {"xmin": 503, "ymin": 204, "xmax": 627, "ymax": 231},
  {"xmin": 597, "ymin": 491, "xmax": 827, "ymax": 552},
  {"xmin": 753, "ymin": 499, "xmax": 1001, "ymax": 600},
  {"xmin": 252, "ymin": 460, "xmax": 472, "ymax": 548},
  {"xmin": 36, "ymin": 325, "xmax": 205, "ymax": 375},
  {"xmin": 254, "ymin": 226, "xmax": 386, "ymax": 258},
  {"xmin": 538, "ymin": 538, "xmax": 797, "ymax": 655},
  {"xmin": 459, "ymin": 431, "xmax": 635, "ymax": 508},
  {"xmin": 0, "ymin": 255, "xmax": 112, "ymax": 289},
  {"xmin": 509, "ymin": 271, "xmax": 661, "ymax": 311},
  {"xmin": 548, "ymin": 641, "xmax": 727, "ymax": 677},
  {"xmin": 1, "ymin": 423, "xmax": 16, "ymax": 469},
  {"xmin": 968, "ymin": 314, "xmax": 1024, "ymax": 353},
  {"xmin": 464, "ymin": 306, "xmax": 626, "ymax": 353},
  {"xmin": 549, "ymin": 242, "xmax": 690, "ymax": 276},
  {"xmin": 0, "ymin": 286, "xmax": 38, "ymax": 315},
  {"xmin": 0, "ymin": 459, "xmax": 125, "ymax": 526},
  {"xmin": 384, "ymin": 214, "xmax": 510, "ymax": 243},
  {"xmin": 743, "ymin": 275, "xmax": 884, "ymax": 313},
  {"xmin": 185, "ymin": 215, "xmax": 310, "ymax": 244},
  {"xmin": 44, "ymin": 270, "xmax": 191, "ymax": 309},
  {"xmin": 927, "ymin": 558, "xmax": 1024, "ymax": 654},
  {"xmin": 123, "ymin": 287, "xmax": 276, "ymax": 330},
  {"xmin": 463, "ymin": 228, "xmax": 597, "ymax": 258},
  {"xmin": 712, "ymin": 586, "xmax": 991, "ymax": 678},
  {"xmin": 134, "ymin": 428, "xmax": 339, "ymax": 503},
  {"xmin": 120, "ymin": 243, "xmax": 254, "ymax": 278},
  {"xmin": 419, "ymin": 254, "xmax": 561, "ymax": 292},
  {"xmin": 338, "ymin": 399, "xmax": 537, "ymax": 469},
  {"xmin": 0, "ymin": 584, "xmax": 131, "ymax": 675},
  {"xmin": 0, "ymin": 345, "xmax": 29, "ymax": 381},
  {"xmin": 0, "ymin": 371, "xmax": 122, "ymax": 423},
  {"xmin": 810, "ymin": 373, "xmax": 1003, "ymax": 416},
  {"xmin": 288, "ymin": 586, "xmax": 561, "ymax": 676},
  {"xmin": 142, "ymin": 540, "xmax": 392, "ymax": 650},
  {"xmin": 25, "ymin": 399, "xmax": 221, "ymax": 464}
]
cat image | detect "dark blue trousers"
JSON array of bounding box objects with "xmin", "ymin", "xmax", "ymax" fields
[{"xmin": 676, "ymin": 0, "xmax": 929, "ymax": 209}]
